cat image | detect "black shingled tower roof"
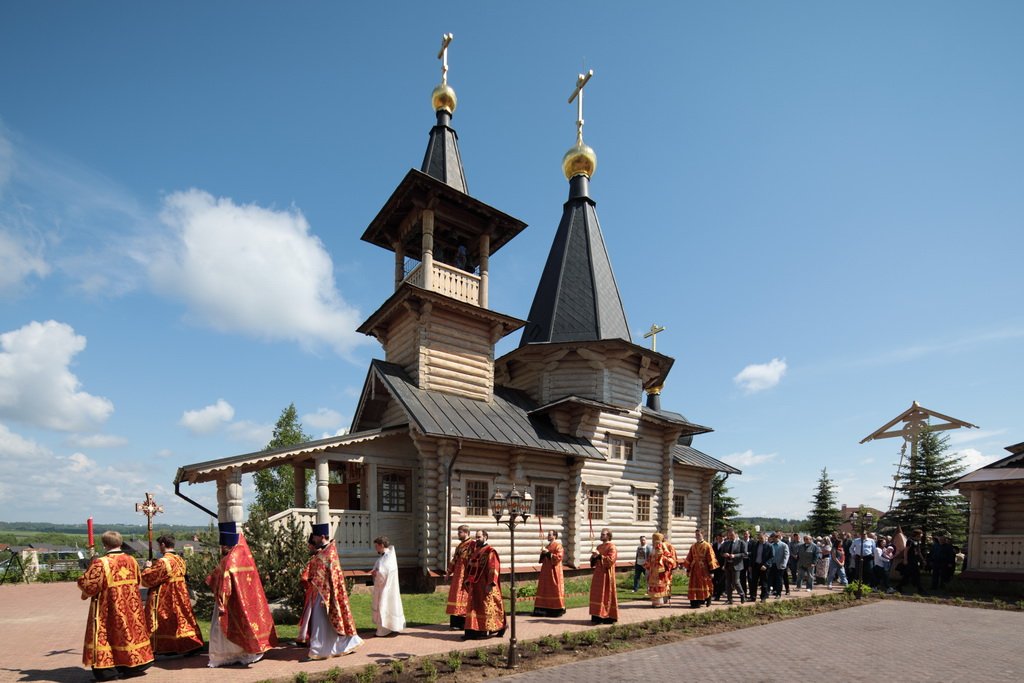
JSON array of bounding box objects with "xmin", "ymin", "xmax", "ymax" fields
[
  {"xmin": 520, "ymin": 174, "xmax": 631, "ymax": 346},
  {"xmin": 420, "ymin": 109, "xmax": 467, "ymax": 193}
]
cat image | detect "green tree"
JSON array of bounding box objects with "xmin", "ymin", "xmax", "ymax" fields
[
  {"xmin": 888, "ymin": 428, "xmax": 969, "ymax": 542},
  {"xmin": 251, "ymin": 403, "xmax": 314, "ymax": 515},
  {"xmin": 711, "ymin": 474, "xmax": 739, "ymax": 534},
  {"xmin": 808, "ymin": 468, "xmax": 842, "ymax": 537}
]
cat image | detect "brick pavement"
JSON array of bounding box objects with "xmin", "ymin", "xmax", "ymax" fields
[
  {"xmin": 504, "ymin": 600, "xmax": 1024, "ymax": 683},
  {"xmin": 2, "ymin": 582, "xmax": 1020, "ymax": 682}
]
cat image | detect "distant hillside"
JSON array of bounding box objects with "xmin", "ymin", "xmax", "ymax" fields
[{"xmin": 0, "ymin": 521, "xmax": 210, "ymax": 547}]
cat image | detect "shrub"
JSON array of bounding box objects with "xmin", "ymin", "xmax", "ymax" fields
[
  {"xmin": 844, "ymin": 581, "xmax": 872, "ymax": 596},
  {"xmin": 445, "ymin": 651, "xmax": 462, "ymax": 672},
  {"xmin": 294, "ymin": 672, "xmax": 308, "ymax": 683},
  {"xmin": 388, "ymin": 659, "xmax": 404, "ymax": 677},
  {"xmin": 323, "ymin": 667, "xmax": 342, "ymax": 683},
  {"xmin": 355, "ymin": 664, "xmax": 379, "ymax": 683},
  {"xmin": 421, "ymin": 658, "xmax": 438, "ymax": 683}
]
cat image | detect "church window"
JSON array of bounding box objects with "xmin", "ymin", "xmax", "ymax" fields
[
  {"xmin": 378, "ymin": 469, "xmax": 410, "ymax": 512},
  {"xmin": 587, "ymin": 489, "xmax": 605, "ymax": 520},
  {"xmin": 673, "ymin": 492, "xmax": 686, "ymax": 518},
  {"xmin": 636, "ymin": 492, "xmax": 652, "ymax": 522},
  {"xmin": 465, "ymin": 480, "xmax": 490, "ymax": 516},
  {"xmin": 534, "ymin": 484, "xmax": 555, "ymax": 518},
  {"xmin": 606, "ymin": 434, "xmax": 635, "ymax": 461}
]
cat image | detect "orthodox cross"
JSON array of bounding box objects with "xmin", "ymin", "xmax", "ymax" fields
[
  {"xmin": 438, "ymin": 33, "xmax": 453, "ymax": 84},
  {"xmin": 135, "ymin": 492, "xmax": 164, "ymax": 561},
  {"xmin": 859, "ymin": 401, "xmax": 977, "ymax": 511},
  {"xmin": 568, "ymin": 69, "xmax": 594, "ymax": 145},
  {"xmin": 643, "ymin": 323, "xmax": 666, "ymax": 352}
]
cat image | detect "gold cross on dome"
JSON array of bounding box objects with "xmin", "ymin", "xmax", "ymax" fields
[
  {"xmin": 568, "ymin": 69, "xmax": 594, "ymax": 144},
  {"xmin": 643, "ymin": 324, "xmax": 666, "ymax": 351},
  {"xmin": 438, "ymin": 33, "xmax": 454, "ymax": 85}
]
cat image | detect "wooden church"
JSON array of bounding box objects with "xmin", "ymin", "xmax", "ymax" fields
[{"xmin": 174, "ymin": 41, "xmax": 739, "ymax": 579}]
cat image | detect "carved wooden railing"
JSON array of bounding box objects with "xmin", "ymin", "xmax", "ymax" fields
[
  {"xmin": 268, "ymin": 508, "xmax": 372, "ymax": 551},
  {"xmin": 405, "ymin": 261, "xmax": 480, "ymax": 305},
  {"xmin": 978, "ymin": 534, "xmax": 1024, "ymax": 571}
]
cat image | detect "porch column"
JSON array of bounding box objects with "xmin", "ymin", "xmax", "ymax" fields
[
  {"xmin": 293, "ymin": 465, "xmax": 306, "ymax": 508},
  {"xmin": 478, "ymin": 232, "xmax": 490, "ymax": 308},
  {"xmin": 421, "ymin": 210, "xmax": 435, "ymax": 291},
  {"xmin": 968, "ymin": 489, "xmax": 983, "ymax": 572},
  {"xmin": 217, "ymin": 468, "xmax": 243, "ymax": 524},
  {"xmin": 315, "ymin": 456, "xmax": 330, "ymax": 526}
]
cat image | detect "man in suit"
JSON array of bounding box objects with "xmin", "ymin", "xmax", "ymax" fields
[
  {"xmin": 720, "ymin": 528, "xmax": 747, "ymax": 604},
  {"xmin": 747, "ymin": 531, "xmax": 773, "ymax": 601},
  {"xmin": 768, "ymin": 532, "xmax": 790, "ymax": 599},
  {"xmin": 787, "ymin": 533, "xmax": 802, "ymax": 594},
  {"xmin": 711, "ymin": 533, "xmax": 726, "ymax": 601},
  {"xmin": 740, "ymin": 529, "xmax": 754, "ymax": 597}
]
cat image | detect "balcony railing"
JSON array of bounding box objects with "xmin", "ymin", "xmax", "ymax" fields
[
  {"xmin": 268, "ymin": 508, "xmax": 371, "ymax": 551},
  {"xmin": 978, "ymin": 534, "xmax": 1024, "ymax": 571},
  {"xmin": 406, "ymin": 261, "xmax": 480, "ymax": 305}
]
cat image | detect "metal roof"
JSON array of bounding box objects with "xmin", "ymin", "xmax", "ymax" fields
[
  {"xmin": 672, "ymin": 444, "xmax": 741, "ymax": 475},
  {"xmin": 948, "ymin": 468, "xmax": 1024, "ymax": 487},
  {"xmin": 520, "ymin": 174, "xmax": 630, "ymax": 346},
  {"xmin": 640, "ymin": 406, "xmax": 714, "ymax": 436},
  {"xmin": 420, "ymin": 109, "xmax": 467, "ymax": 193},
  {"xmin": 173, "ymin": 428, "xmax": 405, "ymax": 485},
  {"xmin": 370, "ymin": 360, "xmax": 605, "ymax": 460}
]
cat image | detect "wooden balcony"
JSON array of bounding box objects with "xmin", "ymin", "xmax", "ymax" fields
[
  {"xmin": 406, "ymin": 261, "xmax": 480, "ymax": 305},
  {"xmin": 978, "ymin": 534, "xmax": 1024, "ymax": 571},
  {"xmin": 268, "ymin": 507, "xmax": 414, "ymax": 569}
]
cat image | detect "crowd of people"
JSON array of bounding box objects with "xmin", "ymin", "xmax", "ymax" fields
[{"xmin": 76, "ymin": 522, "xmax": 960, "ymax": 680}]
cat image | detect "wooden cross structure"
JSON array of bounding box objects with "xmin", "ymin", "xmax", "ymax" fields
[
  {"xmin": 568, "ymin": 69, "xmax": 594, "ymax": 145},
  {"xmin": 643, "ymin": 323, "xmax": 666, "ymax": 352},
  {"xmin": 135, "ymin": 492, "xmax": 164, "ymax": 561},
  {"xmin": 437, "ymin": 33, "xmax": 453, "ymax": 84},
  {"xmin": 860, "ymin": 401, "xmax": 978, "ymax": 511}
]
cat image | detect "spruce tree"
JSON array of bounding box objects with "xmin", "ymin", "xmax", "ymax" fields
[
  {"xmin": 808, "ymin": 468, "xmax": 841, "ymax": 537},
  {"xmin": 712, "ymin": 474, "xmax": 739, "ymax": 534},
  {"xmin": 888, "ymin": 428, "xmax": 968, "ymax": 542},
  {"xmin": 251, "ymin": 403, "xmax": 314, "ymax": 515}
]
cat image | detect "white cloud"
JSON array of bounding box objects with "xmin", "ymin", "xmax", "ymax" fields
[
  {"xmin": 67, "ymin": 433, "xmax": 128, "ymax": 449},
  {"xmin": 954, "ymin": 448, "xmax": 1001, "ymax": 471},
  {"xmin": 0, "ymin": 424, "xmax": 148, "ymax": 512},
  {"xmin": 303, "ymin": 408, "xmax": 344, "ymax": 431},
  {"xmin": 0, "ymin": 320, "xmax": 114, "ymax": 431},
  {"xmin": 226, "ymin": 420, "xmax": 273, "ymax": 446},
  {"xmin": 320, "ymin": 427, "xmax": 351, "ymax": 439},
  {"xmin": 180, "ymin": 399, "xmax": 235, "ymax": 435},
  {"xmin": 733, "ymin": 357, "xmax": 787, "ymax": 394},
  {"xmin": 0, "ymin": 229, "xmax": 50, "ymax": 295},
  {"xmin": 723, "ymin": 449, "xmax": 778, "ymax": 468},
  {"xmin": 149, "ymin": 189, "xmax": 366, "ymax": 357}
]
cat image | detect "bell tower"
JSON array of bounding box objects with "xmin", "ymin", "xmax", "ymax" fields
[{"xmin": 358, "ymin": 35, "xmax": 527, "ymax": 401}]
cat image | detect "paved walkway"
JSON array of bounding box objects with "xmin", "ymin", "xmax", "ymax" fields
[
  {"xmin": 505, "ymin": 600, "xmax": 1024, "ymax": 683},
  {"xmin": 1, "ymin": 582, "xmax": 1019, "ymax": 682}
]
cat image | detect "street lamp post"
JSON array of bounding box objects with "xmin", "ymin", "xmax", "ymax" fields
[
  {"xmin": 490, "ymin": 483, "xmax": 533, "ymax": 669},
  {"xmin": 847, "ymin": 508, "xmax": 874, "ymax": 599}
]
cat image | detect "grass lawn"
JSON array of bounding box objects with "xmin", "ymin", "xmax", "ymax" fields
[{"xmin": 196, "ymin": 570, "xmax": 688, "ymax": 641}]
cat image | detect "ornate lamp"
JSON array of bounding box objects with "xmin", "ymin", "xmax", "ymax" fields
[{"xmin": 489, "ymin": 483, "xmax": 532, "ymax": 668}]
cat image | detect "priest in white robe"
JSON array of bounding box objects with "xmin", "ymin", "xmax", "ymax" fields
[{"xmin": 370, "ymin": 536, "xmax": 406, "ymax": 637}]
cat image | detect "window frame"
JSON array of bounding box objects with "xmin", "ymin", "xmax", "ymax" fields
[
  {"xmin": 534, "ymin": 484, "xmax": 555, "ymax": 519},
  {"xmin": 464, "ymin": 479, "xmax": 491, "ymax": 517},
  {"xmin": 377, "ymin": 468, "xmax": 411, "ymax": 513},
  {"xmin": 636, "ymin": 491, "xmax": 652, "ymax": 522}
]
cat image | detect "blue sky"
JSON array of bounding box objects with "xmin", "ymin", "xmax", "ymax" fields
[{"xmin": 1, "ymin": 2, "xmax": 1022, "ymax": 525}]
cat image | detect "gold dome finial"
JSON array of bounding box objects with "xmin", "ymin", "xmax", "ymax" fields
[
  {"xmin": 432, "ymin": 33, "xmax": 457, "ymax": 114},
  {"xmin": 563, "ymin": 69, "xmax": 596, "ymax": 180}
]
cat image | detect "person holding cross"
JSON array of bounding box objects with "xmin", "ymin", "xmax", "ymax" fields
[
  {"xmin": 77, "ymin": 530, "xmax": 154, "ymax": 681},
  {"xmin": 141, "ymin": 534, "xmax": 204, "ymax": 656}
]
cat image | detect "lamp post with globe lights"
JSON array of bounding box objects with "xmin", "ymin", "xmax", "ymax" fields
[{"xmin": 489, "ymin": 484, "xmax": 533, "ymax": 669}]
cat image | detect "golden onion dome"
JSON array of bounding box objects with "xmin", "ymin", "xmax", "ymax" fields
[
  {"xmin": 432, "ymin": 83, "xmax": 457, "ymax": 114},
  {"xmin": 562, "ymin": 141, "xmax": 597, "ymax": 180}
]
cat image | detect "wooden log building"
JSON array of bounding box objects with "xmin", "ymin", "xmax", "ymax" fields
[{"xmin": 174, "ymin": 51, "xmax": 739, "ymax": 583}]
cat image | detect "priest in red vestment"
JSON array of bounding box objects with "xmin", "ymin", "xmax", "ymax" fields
[
  {"xmin": 462, "ymin": 530, "xmax": 506, "ymax": 640},
  {"xmin": 445, "ymin": 525, "xmax": 473, "ymax": 630},
  {"xmin": 645, "ymin": 531, "xmax": 677, "ymax": 607},
  {"xmin": 682, "ymin": 528, "xmax": 719, "ymax": 608},
  {"xmin": 532, "ymin": 530, "xmax": 566, "ymax": 617},
  {"xmin": 297, "ymin": 523, "xmax": 363, "ymax": 659},
  {"xmin": 205, "ymin": 522, "xmax": 278, "ymax": 667},
  {"xmin": 141, "ymin": 534, "xmax": 204, "ymax": 655},
  {"xmin": 589, "ymin": 528, "xmax": 618, "ymax": 624},
  {"xmin": 77, "ymin": 530, "xmax": 154, "ymax": 681}
]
